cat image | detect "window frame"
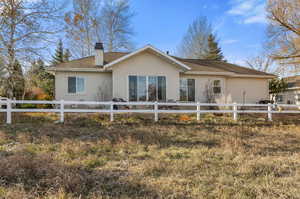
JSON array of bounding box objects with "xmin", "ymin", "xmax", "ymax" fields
[
  {"xmin": 67, "ymin": 76, "xmax": 85, "ymax": 94},
  {"xmin": 213, "ymin": 79, "xmax": 222, "ymax": 95},
  {"xmin": 128, "ymin": 75, "xmax": 167, "ymax": 102},
  {"xmin": 180, "ymin": 78, "xmax": 195, "ymax": 102}
]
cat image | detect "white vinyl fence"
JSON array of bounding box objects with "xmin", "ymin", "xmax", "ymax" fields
[{"xmin": 1, "ymin": 99, "xmax": 300, "ymax": 124}]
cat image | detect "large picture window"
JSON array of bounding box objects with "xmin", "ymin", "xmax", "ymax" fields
[
  {"xmin": 180, "ymin": 79, "xmax": 195, "ymax": 101},
  {"xmin": 68, "ymin": 77, "xmax": 85, "ymax": 94},
  {"xmin": 128, "ymin": 76, "xmax": 166, "ymax": 101}
]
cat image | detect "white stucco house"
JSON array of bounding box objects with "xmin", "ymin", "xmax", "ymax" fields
[
  {"xmin": 276, "ymin": 75, "xmax": 300, "ymax": 104},
  {"xmin": 48, "ymin": 43, "xmax": 276, "ymax": 104}
]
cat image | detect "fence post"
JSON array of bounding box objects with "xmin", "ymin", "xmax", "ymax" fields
[
  {"xmin": 233, "ymin": 103, "xmax": 238, "ymax": 121},
  {"xmin": 154, "ymin": 101, "xmax": 158, "ymax": 122},
  {"xmin": 268, "ymin": 103, "xmax": 272, "ymax": 121},
  {"xmin": 197, "ymin": 102, "xmax": 200, "ymax": 121},
  {"xmin": 6, "ymin": 99, "xmax": 12, "ymax": 124},
  {"xmin": 110, "ymin": 101, "xmax": 114, "ymax": 122},
  {"xmin": 60, "ymin": 100, "xmax": 64, "ymax": 123}
]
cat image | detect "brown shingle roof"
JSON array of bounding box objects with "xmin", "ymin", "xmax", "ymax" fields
[
  {"xmin": 52, "ymin": 52, "xmax": 129, "ymax": 69},
  {"xmin": 51, "ymin": 51, "xmax": 275, "ymax": 77},
  {"xmin": 174, "ymin": 57, "xmax": 274, "ymax": 76}
]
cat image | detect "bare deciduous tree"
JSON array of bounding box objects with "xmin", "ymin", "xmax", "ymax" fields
[
  {"xmin": 65, "ymin": 0, "xmax": 135, "ymax": 58},
  {"xmin": 245, "ymin": 54, "xmax": 273, "ymax": 73},
  {"xmin": 65, "ymin": 0, "xmax": 103, "ymax": 58},
  {"xmin": 0, "ymin": 0, "xmax": 65, "ymax": 98},
  {"xmin": 177, "ymin": 16, "xmax": 212, "ymax": 59},
  {"xmin": 0, "ymin": 56, "xmax": 6, "ymax": 96},
  {"xmin": 101, "ymin": 0, "xmax": 135, "ymax": 52},
  {"xmin": 203, "ymin": 80, "xmax": 215, "ymax": 103},
  {"xmin": 266, "ymin": 0, "xmax": 300, "ymax": 65}
]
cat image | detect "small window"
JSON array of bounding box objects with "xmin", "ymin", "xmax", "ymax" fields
[
  {"xmin": 287, "ymin": 82, "xmax": 295, "ymax": 88},
  {"xmin": 213, "ymin": 80, "xmax": 221, "ymax": 94},
  {"xmin": 276, "ymin": 95, "xmax": 283, "ymax": 102},
  {"xmin": 68, "ymin": 77, "xmax": 85, "ymax": 94},
  {"xmin": 297, "ymin": 94, "xmax": 300, "ymax": 102}
]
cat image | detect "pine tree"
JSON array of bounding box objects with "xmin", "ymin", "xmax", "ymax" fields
[
  {"xmin": 6, "ymin": 60, "xmax": 25, "ymax": 99},
  {"xmin": 204, "ymin": 34, "xmax": 225, "ymax": 61},
  {"xmin": 64, "ymin": 49, "xmax": 72, "ymax": 62},
  {"xmin": 27, "ymin": 59, "xmax": 55, "ymax": 98},
  {"xmin": 52, "ymin": 40, "xmax": 64, "ymax": 65}
]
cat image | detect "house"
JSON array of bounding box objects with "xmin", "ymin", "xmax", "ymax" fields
[
  {"xmin": 48, "ymin": 43, "xmax": 276, "ymax": 104},
  {"xmin": 276, "ymin": 76, "xmax": 300, "ymax": 104}
]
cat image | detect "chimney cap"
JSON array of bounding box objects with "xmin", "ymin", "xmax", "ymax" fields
[{"xmin": 95, "ymin": 42, "xmax": 104, "ymax": 50}]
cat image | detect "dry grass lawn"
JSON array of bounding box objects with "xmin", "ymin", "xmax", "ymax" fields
[{"xmin": 0, "ymin": 113, "xmax": 300, "ymax": 198}]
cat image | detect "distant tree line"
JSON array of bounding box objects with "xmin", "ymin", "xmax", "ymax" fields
[{"xmin": 0, "ymin": 0, "xmax": 135, "ymax": 100}]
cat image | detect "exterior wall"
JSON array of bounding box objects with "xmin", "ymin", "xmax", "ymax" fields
[
  {"xmin": 278, "ymin": 89, "xmax": 300, "ymax": 104},
  {"xmin": 226, "ymin": 78, "xmax": 269, "ymax": 103},
  {"xmin": 54, "ymin": 53, "xmax": 270, "ymax": 104},
  {"xmin": 55, "ymin": 71, "xmax": 112, "ymax": 101},
  {"xmin": 180, "ymin": 74, "xmax": 226, "ymax": 103},
  {"xmin": 112, "ymin": 51, "xmax": 181, "ymax": 101},
  {"xmin": 180, "ymin": 75, "xmax": 270, "ymax": 104}
]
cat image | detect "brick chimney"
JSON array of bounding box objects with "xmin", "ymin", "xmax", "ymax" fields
[{"xmin": 95, "ymin": 42, "xmax": 104, "ymax": 66}]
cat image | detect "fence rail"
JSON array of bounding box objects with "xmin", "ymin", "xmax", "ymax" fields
[{"xmin": 0, "ymin": 99, "xmax": 300, "ymax": 124}]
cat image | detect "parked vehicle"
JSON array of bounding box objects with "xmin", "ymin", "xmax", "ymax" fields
[
  {"xmin": 112, "ymin": 98, "xmax": 129, "ymax": 110},
  {"xmin": 258, "ymin": 100, "xmax": 274, "ymax": 104},
  {"xmin": 0, "ymin": 97, "xmax": 8, "ymax": 109}
]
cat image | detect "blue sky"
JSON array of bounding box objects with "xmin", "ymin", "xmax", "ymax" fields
[{"xmin": 130, "ymin": 0, "xmax": 267, "ymax": 65}]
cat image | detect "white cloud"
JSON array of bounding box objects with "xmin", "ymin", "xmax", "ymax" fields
[{"xmin": 227, "ymin": 0, "xmax": 267, "ymax": 24}]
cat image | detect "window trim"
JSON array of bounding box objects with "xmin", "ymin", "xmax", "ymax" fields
[
  {"xmin": 212, "ymin": 79, "xmax": 222, "ymax": 95},
  {"xmin": 180, "ymin": 78, "xmax": 196, "ymax": 102},
  {"xmin": 67, "ymin": 76, "xmax": 86, "ymax": 95},
  {"xmin": 128, "ymin": 75, "xmax": 167, "ymax": 102}
]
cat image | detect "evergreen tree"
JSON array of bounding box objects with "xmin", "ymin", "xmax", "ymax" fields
[
  {"xmin": 64, "ymin": 49, "xmax": 72, "ymax": 62},
  {"xmin": 27, "ymin": 59, "xmax": 55, "ymax": 98},
  {"xmin": 204, "ymin": 34, "xmax": 225, "ymax": 61},
  {"xmin": 6, "ymin": 60, "xmax": 25, "ymax": 99},
  {"xmin": 27, "ymin": 59, "xmax": 46, "ymax": 87},
  {"xmin": 52, "ymin": 40, "xmax": 64, "ymax": 65}
]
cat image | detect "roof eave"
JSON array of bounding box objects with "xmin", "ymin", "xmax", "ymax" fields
[
  {"xmin": 47, "ymin": 67, "xmax": 109, "ymax": 72},
  {"xmin": 184, "ymin": 71, "xmax": 276, "ymax": 78}
]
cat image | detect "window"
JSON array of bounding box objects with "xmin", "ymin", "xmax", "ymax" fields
[
  {"xmin": 287, "ymin": 82, "xmax": 295, "ymax": 88},
  {"xmin": 213, "ymin": 80, "xmax": 221, "ymax": 94},
  {"xmin": 68, "ymin": 77, "xmax": 85, "ymax": 94},
  {"xmin": 180, "ymin": 79, "xmax": 195, "ymax": 101},
  {"xmin": 128, "ymin": 76, "xmax": 166, "ymax": 101},
  {"xmin": 129, "ymin": 76, "xmax": 137, "ymax": 101},
  {"xmin": 148, "ymin": 76, "xmax": 157, "ymax": 101},
  {"xmin": 297, "ymin": 94, "xmax": 300, "ymax": 102},
  {"xmin": 276, "ymin": 95, "xmax": 283, "ymax": 102},
  {"xmin": 138, "ymin": 76, "xmax": 147, "ymax": 101}
]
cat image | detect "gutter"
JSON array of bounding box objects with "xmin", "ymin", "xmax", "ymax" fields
[
  {"xmin": 47, "ymin": 67, "xmax": 109, "ymax": 73},
  {"xmin": 183, "ymin": 71, "xmax": 276, "ymax": 79}
]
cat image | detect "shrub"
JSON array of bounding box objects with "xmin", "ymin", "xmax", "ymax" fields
[{"xmin": 179, "ymin": 114, "xmax": 191, "ymax": 122}]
